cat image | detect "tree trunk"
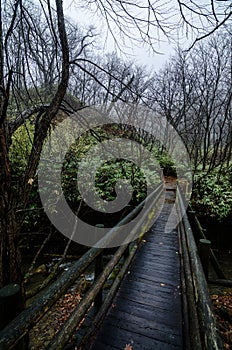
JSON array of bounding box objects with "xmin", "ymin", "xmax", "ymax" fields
[
  {"xmin": 0, "ymin": 127, "xmax": 22, "ymax": 288},
  {"xmin": 0, "ymin": 0, "xmax": 69, "ymax": 290},
  {"xmin": 0, "ymin": 211, "xmax": 22, "ymax": 287}
]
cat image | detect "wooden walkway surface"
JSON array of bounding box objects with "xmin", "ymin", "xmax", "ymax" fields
[{"xmin": 89, "ymin": 186, "xmax": 183, "ymax": 350}]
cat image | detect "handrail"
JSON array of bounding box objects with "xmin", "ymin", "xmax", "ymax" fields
[
  {"xmin": 177, "ymin": 185, "xmax": 223, "ymax": 350},
  {"xmin": 93, "ymin": 182, "xmax": 164, "ymax": 248},
  {"xmin": 47, "ymin": 182, "xmax": 164, "ymax": 350},
  {"xmin": 187, "ymin": 204, "xmax": 227, "ymax": 280},
  {"xmin": 46, "ymin": 244, "xmax": 129, "ymax": 350},
  {"xmin": 0, "ymin": 183, "xmax": 164, "ymax": 350}
]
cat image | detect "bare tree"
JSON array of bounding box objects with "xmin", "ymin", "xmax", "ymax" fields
[
  {"xmin": 69, "ymin": 52, "xmax": 154, "ymax": 106},
  {"xmin": 150, "ymin": 28, "xmax": 232, "ymax": 175},
  {"xmin": 80, "ymin": 0, "xmax": 231, "ymax": 50}
]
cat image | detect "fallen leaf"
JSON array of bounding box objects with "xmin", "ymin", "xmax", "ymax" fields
[
  {"xmin": 28, "ymin": 178, "xmax": 34, "ymax": 185},
  {"xmin": 124, "ymin": 344, "xmax": 133, "ymax": 350}
]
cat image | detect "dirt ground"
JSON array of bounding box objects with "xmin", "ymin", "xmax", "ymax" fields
[{"xmin": 210, "ymin": 290, "xmax": 232, "ymax": 349}]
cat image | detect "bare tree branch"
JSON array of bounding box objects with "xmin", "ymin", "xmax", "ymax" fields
[{"xmin": 187, "ymin": 10, "xmax": 232, "ymax": 51}]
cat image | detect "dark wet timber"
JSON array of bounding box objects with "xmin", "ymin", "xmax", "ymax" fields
[{"xmin": 89, "ymin": 187, "xmax": 183, "ymax": 350}]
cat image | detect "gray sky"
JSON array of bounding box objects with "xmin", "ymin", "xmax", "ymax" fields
[
  {"xmin": 63, "ymin": 1, "xmax": 178, "ymax": 72},
  {"xmin": 62, "ymin": 1, "xmax": 230, "ymax": 72}
]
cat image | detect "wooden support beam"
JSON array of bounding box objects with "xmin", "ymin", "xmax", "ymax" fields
[
  {"xmin": 94, "ymin": 253, "xmax": 103, "ymax": 307},
  {"xmin": 94, "ymin": 224, "xmax": 104, "ymax": 308},
  {"xmin": 208, "ymin": 279, "xmax": 232, "ymax": 287}
]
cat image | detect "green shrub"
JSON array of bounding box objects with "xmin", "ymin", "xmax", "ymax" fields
[
  {"xmin": 9, "ymin": 123, "xmax": 162, "ymax": 230},
  {"xmin": 62, "ymin": 136, "xmax": 161, "ymax": 210},
  {"xmin": 191, "ymin": 169, "xmax": 232, "ymax": 221},
  {"xmin": 9, "ymin": 121, "xmax": 48, "ymax": 231},
  {"xmin": 9, "ymin": 120, "xmax": 34, "ymax": 175},
  {"xmin": 153, "ymin": 149, "xmax": 176, "ymax": 176}
]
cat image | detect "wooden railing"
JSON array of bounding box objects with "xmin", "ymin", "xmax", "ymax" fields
[
  {"xmin": 0, "ymin": 183, "xmax": 164, "ymax": 350},
  {"xmin": 177, "ymin": 185, "xmax": 223, "ymax": 350}
]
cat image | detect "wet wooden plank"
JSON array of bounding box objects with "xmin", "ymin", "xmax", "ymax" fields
[
  {"xmin": 114, "ymin": 294, "xmax": 181, "ymax": 317},
  {"xmin": 89, "ymin": 190, "xmax": 183, "ymax": 350},
  {"xmin": 107, "ymin": 307, "xmax": 182, "ymax": 336},
  {"xmin": 92, "ymin": 324, "xmax": 182, "ymax": 350}
]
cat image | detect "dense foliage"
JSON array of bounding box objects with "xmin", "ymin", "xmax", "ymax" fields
[
  {"xmin": 10, "ymin": 123, "xmax": 163, "ymax": 230},
  {"xmin": 191, "ymin": 166, "xmax": 232, "ymax": 221}
]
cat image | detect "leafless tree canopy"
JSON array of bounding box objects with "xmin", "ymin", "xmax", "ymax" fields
[
  {"xmin": 149, "ymin": 28, "xmax": 232, "ymax": 174},
  {"xmin": 80, "ymin": 0, "xmax": 231, "ymax": 50}
]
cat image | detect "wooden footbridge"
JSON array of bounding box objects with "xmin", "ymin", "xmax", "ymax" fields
[
  {"xmin": 89, "ymin": 187, "xmax": 183, "ymax": 350},
  {"xmin": 0, "ymin": 182, "xmax": 223, "ymax": 350}
]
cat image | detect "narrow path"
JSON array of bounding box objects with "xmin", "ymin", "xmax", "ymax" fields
[{"xmin": 89, "ymin": 185, "xmax": 183, "ymax": 350}]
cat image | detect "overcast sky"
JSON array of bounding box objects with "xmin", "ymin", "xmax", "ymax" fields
[
  {"xmin": 63, "ymin": 1, "xmax": 180, "ymax": 72},
  {"xmin": 62, "ymin": 1, "xmax": 230, "ymax": 72}
]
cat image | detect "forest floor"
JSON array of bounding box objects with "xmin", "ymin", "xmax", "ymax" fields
[
  {"xmin": 210, "ymin": 289, "xmax": 232, "ymax": 349},
  {"xmin": 209, "ymin": 251, "xmax": 232, "ymax": 349},
  {"xmin": 29, "ymin": 278, "xmax": 87, "ymax": 350}
]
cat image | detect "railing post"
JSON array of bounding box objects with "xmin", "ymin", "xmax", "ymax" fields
[
  {"xmin": 94, "ymin": 224, "xmax": 104, "ymax": 307},
  {"xmin": 187, "ymin": 210, "xmax": 196, "ymax": 222},
  {"xmin": 0, "ymin": 284, "xmax": 23, "ymax": 330},
  {"xmin": 124, "ymin": 244, "xmax": 130, "ymax": 259},
  {"xmin": 187, "ymin": 210, "xmax": 196, "ymax": 235},
  {"xmin": 123, "ymin": 205, "xmax": 132, "ymax": 259},
  {"xmin": 0, "ymin": 284, "xmax": 28, "ymax": 349},
  {"xmin": 199, "ymin": 239, "xmax": 211, "ymax": 281}
]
